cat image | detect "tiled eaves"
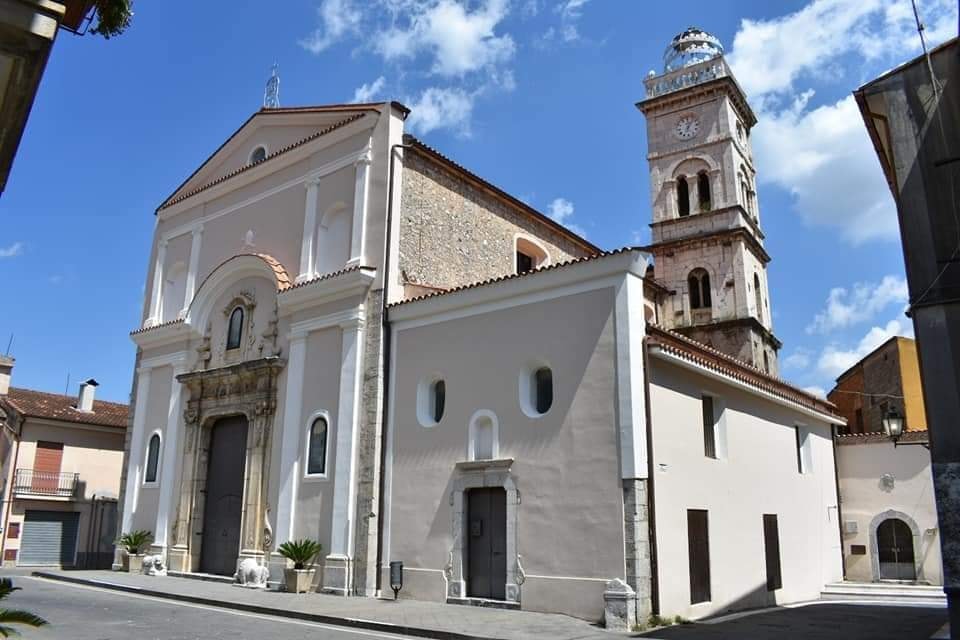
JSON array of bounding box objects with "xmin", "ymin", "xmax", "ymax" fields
[
  {"xmin": 835, "ymin": 429, "xmax": 928, "ymax": 445},
  {"xmin": 388, "ymin": 247, "xmax": 642, "ymax": 308},
  {"xmin": 2, "ymin": 387, "xmax": 128, "ymax": 429},
  {"xmin": 158, "ymin": 113, "xmax": 367, "ymax": 212},
  {"xmin": 130, "ymin": 318, "xmax": 185, "ymax": 336},
  {"xmin": 403, "ymin": 134, "xmax": 602, "ymax": 255},
  {"xmin": 280, "ymin": 264, "xmax": 363, "ymax": 292},
  {"xmin": 646, "ymin": 324, "xmax": 840, "ymax": 418}
]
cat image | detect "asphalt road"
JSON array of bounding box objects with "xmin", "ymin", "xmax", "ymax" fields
[{"xmin": 2, "ymin": 576, "xmax": 415, "ymax": 640}]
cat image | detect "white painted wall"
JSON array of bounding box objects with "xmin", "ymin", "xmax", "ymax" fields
[
  {"xmin": 648, "ymin": 357, "xmax": 843, "ymax": 619},
  {"xmin": 837, "ymin": 440, "xmax": 941, "ymax": 585}
]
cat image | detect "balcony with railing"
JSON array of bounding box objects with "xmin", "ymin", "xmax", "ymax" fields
[{"xmin": 13, "ymin": 469, "xmax": 79, "ymax": 499}]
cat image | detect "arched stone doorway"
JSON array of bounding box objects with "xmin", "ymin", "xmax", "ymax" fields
[{"xmin": 877, "ymin": 518, "xmax": 917, "ymax": 581}]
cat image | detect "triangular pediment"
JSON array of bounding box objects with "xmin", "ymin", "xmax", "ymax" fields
[{"xmin": 158, "ymin": 104, "xmax": 387, "ymax": 211}]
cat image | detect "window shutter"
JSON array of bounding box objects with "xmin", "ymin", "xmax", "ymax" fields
[
  {"xmin": 702, "ymin": 396, "xmax": 716, "ymax": 458},
  {"xmin": 687, "ymin": 509, "xmax": 711, "ymax": 604},
  {"xmin": 763, "ymin": 514, "xmax": 782, "ymax": 591}
]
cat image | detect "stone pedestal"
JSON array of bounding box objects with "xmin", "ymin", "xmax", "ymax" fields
[
  {"xmin": 322, "ymin": 554, "xmax": 352, "ymax": 595},
  {"xmin": 604, "ymin": 578, "xmax": 637, "ymax": 631}
]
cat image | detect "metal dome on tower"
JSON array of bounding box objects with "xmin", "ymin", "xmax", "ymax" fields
[{"xmin": 663, "ymin": 27, "xmax": 724, "ymax": 72}]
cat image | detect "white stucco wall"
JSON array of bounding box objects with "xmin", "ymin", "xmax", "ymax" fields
[
  {"xmin": 648, "ymin": 357, "xmax": 843, "ymax": 619},
  {"xmin": 837, "ymin": 440, "xmax": 941, "ymax": 585}
]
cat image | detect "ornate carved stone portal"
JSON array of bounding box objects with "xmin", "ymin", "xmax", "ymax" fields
[{"xmin": 167, "ymin": 356, "xmax": 284, "ymax": 574}]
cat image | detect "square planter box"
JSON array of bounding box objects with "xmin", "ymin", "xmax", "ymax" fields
[
  {"xmin": 284, "ymin": 568, "xmax": 316, "ymax": 594},
  {"xmin": 126, "ymin": 554, "xmax": 143, "ymax": 573}
]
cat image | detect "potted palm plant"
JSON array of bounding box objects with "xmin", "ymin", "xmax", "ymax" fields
[
  {"xmin": 277, "ymin": 539, "xmax": 322, "ymax": 594},
  {"xmin": 118, "ymin": 530, "xmax": 153, "ymax": 573}
]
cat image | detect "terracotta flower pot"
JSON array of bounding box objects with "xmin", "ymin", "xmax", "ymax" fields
[{"xmin": 284, "ymin": 568, "xmax": 315, "ymax": 593}]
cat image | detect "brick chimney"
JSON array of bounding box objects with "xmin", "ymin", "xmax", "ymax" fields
[
  {"xmin": 77, "ymin": 378, "xmax": 98, "ymax": 412},
  {"xmin": 0, "ymin": 355, "xmax": 13, "ymax": 396}
]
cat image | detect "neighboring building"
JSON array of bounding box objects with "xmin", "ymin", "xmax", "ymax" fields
[
  {"xmin": 0, "ymin": 0, "xmax": 96, "ymax": 194},
  {"xmin": 121, "ymin": 27, "xmax": 843, "ymax": 623},
  {"xmin": 830, "ymin": 337, "xmax": 941, "ymax": 585},
  {"xmin": 0, "ymin": 356, "xmax": 127, "ymax": 568},
  {"xmin": 855, "ymin": 37, "xmax": 960, "ymax": 633}
]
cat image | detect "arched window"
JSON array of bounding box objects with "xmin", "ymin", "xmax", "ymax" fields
[
  {"xmin": 469, "ymin": 411, "xmax": 499, "ymax": 461},
  {"xmin": 307, "ymin": 416, "xmax": 328, "ymax": 476},
  {"xmin": 431, "ymin": 380, "xmax": 446, "ymax": 423},
  {"xmin": 677, "ymin": 176, "xmax": 690, "ymax": 217},
  {"xmin": 688, "ymin": 269, "xmax": 712, "ymax": 309},
  {"xmin": 515, "ymin": 237, "xmax": 548, "ymax": 274},
  {"xmin": 697, "ymin": 171, "xmax": 711, "ymax": 212},
  {"xmin": 249, "ymin": 145, "xmax": 267, "ymax": 164},
  {"xmin": 227, "ymin": 307, "xmax": 244, "ymax": 350},
  {"xmin": 534, "ymin": 367, "xmax": 553, "ymax": 414},
  {"xmin": 754, "ymin": 273, "xmax": 763, "ymax": 323},
  {"xmin": 145, "ymin": 433, "xmax": 161, "ymax": 484}
]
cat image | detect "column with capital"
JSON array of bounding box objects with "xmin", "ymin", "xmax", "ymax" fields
[
  {"xmin": 181, "ymin": 225, "xmax": 204, "ymax": 317},
  {"xmin": 152, "ymin": 360, "xmax": 187, "ymax": 555},
  {"xmin": 347, "ymin": 148, "xmax": 372, "ymax": 268},
  {"xmin": 115, "ymin": 367, "xmax": 151, "ymax": 570},
  {"xmin": 146, "ymin": 240, "xmax": 167, "ymax": 326},
  {"xmin": 296, "ymin": 177, "xmax": 321, "ymax": 283}
]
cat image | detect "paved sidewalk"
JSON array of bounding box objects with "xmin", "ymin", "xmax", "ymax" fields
[{"xmin": 30, "ymin": 570, "xmax": 614, "ymax": 640}]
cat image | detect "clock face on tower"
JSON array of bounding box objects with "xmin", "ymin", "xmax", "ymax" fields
[{"xmin": 674, "ymin": 115, "xmax": 700, "ymax": 140}]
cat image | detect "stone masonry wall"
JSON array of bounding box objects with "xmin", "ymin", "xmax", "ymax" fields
[
  {"xmin": 623, "ymin": 479, "xmax": 653, "ymax": 620},
  {"xmin": 398, "ymin": 152, "xmax": 590, "ymax": 291},
  {"xmin": 352, "ymin": 287, "xmax": 384, "ymax": 596}
]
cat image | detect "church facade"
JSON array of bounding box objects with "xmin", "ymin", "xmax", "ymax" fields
[{"xmin": 119, "ymin": 28, "xmax": 843, "ymax": 623}]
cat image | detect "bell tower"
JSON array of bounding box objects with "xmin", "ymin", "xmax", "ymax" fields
[{"xmin": 637, "ymin": 27, "xmax": 781, "ymax": 374}]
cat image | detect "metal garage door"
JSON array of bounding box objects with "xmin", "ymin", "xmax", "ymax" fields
[{"xmin": 19, "ymin": 511, "xmax": 80, "ymax": 566}]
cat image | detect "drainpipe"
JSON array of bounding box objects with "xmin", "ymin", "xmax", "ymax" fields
[
  {"xmin": 641, "ymin": 337, "xmax": 660, "ymax": 615},
  {"xmin": 831, "ymin": 425, "xmax": 847, "ymax": 578},
  {"xmin": 374, "ymin": 141, "xmax": 412, "ymax": 595}
]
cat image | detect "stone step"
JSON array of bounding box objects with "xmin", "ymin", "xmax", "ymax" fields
[
  {"xmin": 167, "ymin": 570, "xmax": 235, "ymax": 585},
  {"xmin": 821, "ymin": 581, "xmax": 946, "ymax": 605}
]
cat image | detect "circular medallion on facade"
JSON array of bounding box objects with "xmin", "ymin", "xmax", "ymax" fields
[{"xmin": 675, "ymin": 115, "xmax": 700, "ymax": 140}]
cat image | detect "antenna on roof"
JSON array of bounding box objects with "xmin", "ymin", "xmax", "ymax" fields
[
  {"xmin": 64, "ymin": 372, "xmax": 70, "ymax": 396},
  {"xmin": 264, "ymin": 63, "xmax": 280, "ymax": 109},
  {"xmin": 3, "ymin": 334, "xmax": 11, "ymax": 357}
]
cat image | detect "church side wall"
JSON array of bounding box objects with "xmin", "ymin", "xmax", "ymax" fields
[
  {"xmin": 648, "ymin": 357, "xmax": 842, "ymax": 619},
  {"xmin": 386, "ymin": 287, "xmax": 624, "ymax": 621},
  {"xmin": 397, "ymin": 152, "xmax": 587, "ymax": 293},
  {"xmin": 130, "ymin": 364, "xmax": 173, "ymax": 533}
]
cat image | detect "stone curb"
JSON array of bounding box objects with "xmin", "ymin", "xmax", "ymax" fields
[{"xmin": 31, "ymin": 572, "xmax": 502, "ymax": 640}]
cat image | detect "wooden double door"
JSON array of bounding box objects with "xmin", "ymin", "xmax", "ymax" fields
[
  {"xmin": 466, "ymin": 487, "xmax": 507, "ymax": 600},
  {"xmin": 199, "ymin": 416, "xmax": 248, "ymax": 576}
]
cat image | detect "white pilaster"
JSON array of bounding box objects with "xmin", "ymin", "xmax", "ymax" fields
[
  {"xmin": 296, "ymin": 177, "xmax": 321, "ymax": 283},
  {"xmin": 121, "ymin": 367, "xmax": 152, "ymax": 534},
  {"xmin": 180, "ymin": 225, "xmax": 203, "ymax": 318},
  {"xmin": 614, "ymin": 274, "xmax": 648, "ymax": 480},
  {"xmin": 154, "ymin": 360, "xmax": 187, "ymax": 549},
  {"xmin": 146, "ymin": 240, "xmax": 167, "ymax": 327},
  {"xmin": 346, "ymin": 149, "xmax": 372, "ymax": 268},
  {"xmin": 324, "ymin": 316, "xmax": 365, "ymax": 594},
  {"xmin": 274, "ymin": 334, "xmax": 307, "ymax": 547}
]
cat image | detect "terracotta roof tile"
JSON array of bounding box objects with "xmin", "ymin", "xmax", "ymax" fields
[
  {"xmin": 836, "ymin": 429, "xmax": 928, "ymax": 445},
  {"xmin": 159, "ymin": 113, "xmax": 367, "ymax": 211},
  {"xmin": 2, "ymin": 388, "xmax": 128, "ymax": 429},
  {"xmin": 388, "ymin": 247, "xmax": 640, "ymax": 307},
  {"xmin": 646, "ymin": 324, "xmax": 840, "ymax": 418},
  {"xmin": 253, "ymin": 253, "xmax": 293, "ymax": 290},
  {"xmin": 281, "ymin": 264, "xmax": 363, "ymax": 292},
  {"xmin": 130, "ymin": 318, "xmax": 185, "ymax": 336}
]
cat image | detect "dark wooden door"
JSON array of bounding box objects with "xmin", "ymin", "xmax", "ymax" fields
[
  {"xmin": 467, "ymin": 487, "xmax": 506, "ymax": 600},
  {"xmin": 878, "ymin": 518, "xmax": 916, "ymax": 580},
  {"xmin": 200, "ymin": 416, "xmax": 248, "ymax": 576},
  {"xmin": 763, "ymin": 514, "xmax": 782, "ymax": 591},
  {"xmin": 687, "ymin": 509, "xmax": 711, "ymax": 604}
]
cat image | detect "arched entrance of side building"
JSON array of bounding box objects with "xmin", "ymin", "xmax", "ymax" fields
[
  {"xmin": 870, "ymin": 510, "xmax": 921, "ymax": 582},
  {"xmin": 199, "ymin": 415, "xmax": 249, "ymax": 576}
]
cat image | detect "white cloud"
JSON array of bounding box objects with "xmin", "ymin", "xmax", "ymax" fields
[
  {"xmin": 803, "ymin": 385, "xmax": 827, "ymax": 399},
  {"xmin": 538, "ymin": 0, "xmax": 591, "ymax": 46},
  {"xmin": 807, "ymin": 275, "xmax": 909, "ymax": 334},
  {"xmin": 300, "ymin": 0, "xmax": 363, "ymax": 53},
  {"xmin": 405, "ymin": 87, "xmax": 475, "ymax": 136},
  {"xmin": 728, "ymin": 0, "xmax": 958, "ymax": 244},
  {"xmin": 783, "ymin": 348, "xmax": 812, "ymax": 370},
  {"xmin": 547, "ymin": 197, "xmax": 586, "ymax": 236},
  {"xmin": 816, "ymin": 317, "xmax": 914, "ymax": 379},
  {"xmin": 0, "ymin": 242, "xmax": 23, "ymax": 258},
  {"xmin": 375, "ymin": 0, "xmax": 515, "ymax": 77},
  {"xmin": 351, "ymin": 76, "xmax": 386, "ymax": 103}
]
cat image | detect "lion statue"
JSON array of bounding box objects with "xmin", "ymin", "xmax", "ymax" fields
[
  {"xmin": 235, "ymin": 557, "xmax": 269, "ymax": 588},
  {"xmin": 140, "ymin": 554, "xmax": 167, "ymax": 576}
]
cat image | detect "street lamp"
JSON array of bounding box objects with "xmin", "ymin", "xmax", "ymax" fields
[{"xmin": 882, "ymin": 407, "xmax": 929, "ymax": 448}]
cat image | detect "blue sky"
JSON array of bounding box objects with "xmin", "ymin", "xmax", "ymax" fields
[{"xmin": 0, "ymin": 0, "xmax": 956, "ymax": 402}]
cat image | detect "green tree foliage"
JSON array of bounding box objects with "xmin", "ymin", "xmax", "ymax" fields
[
  {"xmin": 0, "ymin": 579, "xmax": 47, "ymax": 637},
  {"xmin": 90, "ymin": 0, "xmax": 133, "ymax": 38}
]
